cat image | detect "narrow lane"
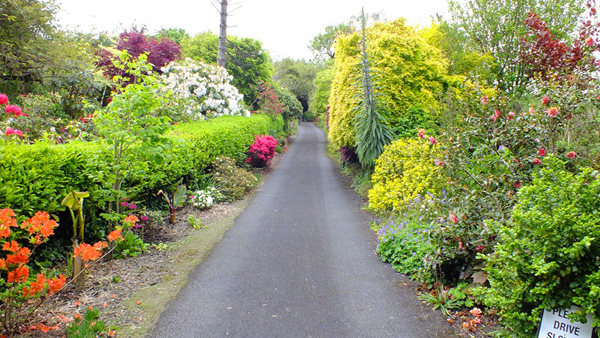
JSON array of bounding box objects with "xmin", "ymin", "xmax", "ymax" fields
[{"xmin": 149, "ymin": 123, "xmax": 453, "ymax": 337}]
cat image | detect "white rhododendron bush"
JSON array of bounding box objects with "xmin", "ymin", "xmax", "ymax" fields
[{"xmin": 160, "ymin": 58, "xmax": 249, "ymax": 120}]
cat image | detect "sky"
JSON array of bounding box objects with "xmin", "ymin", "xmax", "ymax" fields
[{"xmin": 56, "ymin": 0, "xmax": 449, "ymax": 61}]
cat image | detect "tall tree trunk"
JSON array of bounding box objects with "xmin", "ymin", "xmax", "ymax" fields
[{"xmin": 218, "ymin": 0, "xmax": 228, "ymax": 67}]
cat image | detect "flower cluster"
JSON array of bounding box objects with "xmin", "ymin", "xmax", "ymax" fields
[
  {"xmin": 245, "ymin": 134, "xmax": 278, "ymax": 168},
  {"xmin": 160, "ymin": 59, "xmax": 249, "ymax": 120},
  {"xmin": 189, "ymin": 187, "xmax": 224, "ymax": 209},
  {"xmin": 1, "ymin": 93, "xmax": 26, "ymax": 138}
]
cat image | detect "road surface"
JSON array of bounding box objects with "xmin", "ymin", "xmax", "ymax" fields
[{"xmin": 149, "ymin": 123, "xmax": 453, "ymax": 337}]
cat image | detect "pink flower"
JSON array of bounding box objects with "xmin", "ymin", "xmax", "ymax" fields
[
  {"xmin": 470, "ymin": 308, "xmax": 483, "ymax": 317},
  {"xmin": 141, "ymin": 216, "xmax": 149, "ymax": 221},
  {"xmin": 514, "ymin": 181, "xmax": 522, "ymax": 188},
  {"xmin": 417, "ymin": 128, "xmax": 425, "ymax": 139},
  {"xmin": 494, "ymin": 110, "xmax": 501, "ymax": 118},
  {"xmin": 449, "ymin": 212, "xmax": 458, "ymax": 224},
  {"xmin": 566, "ymin": 113, "xmax": 573, "ymax": 120},
  {"xmin": 481, "ymin": 96, "xmax": 488, "ymax": 104},
  {"xmin": 490, "ymin": 115, "xmax": 497, "ymax": 122},
  {"xmin": 587, "ymin": 37, "xmax": 595, "ymax": 47},
  {"xmin": 476, "ymin": 245, "xmax": 484, "ymax": 252},
  {"xmin": 189, "ymin": 195, "xmax": 196, "ymax": 199},
  {"xmin": 121, "ymin": 202, "xmax": 129, "ymax": 207},
  {"xmin": 537, "ymin": 148, "xmax": 546, "ymax": 157},
  {"xmin": 529, "ymin": 107, "xmax": 535, "ymax": 114},
  {"xmin": 566, "ymin": 151, "xmax": 577, "ymax": 159},
  {"xmin": 5, "ymin": 105, "xmax": 22, "ymax": 116},
  {"xmin": 434, "ymin": 159, "xmax": 445, "ymax": 166},
  {"xmin": 0, "ymin": 94, "xmax": 8, "ymax": 105},
  {"xmin": 508, "ymin": 112, "xmax": 515, "ymax": 120},
  {"xmin": 547, "ymin": 107, "xmax": 559, "ymax": 117},
  {"xmin": 542, "ymin": 96, "xmax": 551, "ymax": 105},
  {"xmin": 429, "ymin": 136, "xmax": 437, "ymax": 145},
  {"xmin": 5, "ymin": 128, "xmax": 23, "ymax": 137},
  {"xmin": 533, "ymin": 158, "xmax": 542, "ymax": 165}
]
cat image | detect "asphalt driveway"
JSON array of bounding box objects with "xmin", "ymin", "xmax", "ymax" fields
[{"xmin": 148, "ymin": 123, "xmax": 453, "ymax": 338}]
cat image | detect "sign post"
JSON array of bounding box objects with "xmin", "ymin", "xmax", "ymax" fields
[{"xmin": 538, "ymin": 306, "xmax": 594, "ymax": 338}]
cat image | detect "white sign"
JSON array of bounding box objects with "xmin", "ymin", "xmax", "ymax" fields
[{"xmin": 538, "ymin": 306, "xmax": 594, "ymax": 338}]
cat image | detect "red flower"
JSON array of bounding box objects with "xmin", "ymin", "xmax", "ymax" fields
[
  {"xmin": 490, "ymin": 115, "xmax": 497, "ymax": 122},
  {"xmin": 533, "ymin": 158, "xmax": 542, "ymax": 165},
  {"xmin": 587, "ymin": 37, "xmax": 595, "ymax": 47},
  {"xmin": 494, "ymin": 110, "xmax": 501, "ymax": 118},
  {"xmin": 508, "ymin": 112, "xmax": 515, "ymax": 120},
  {"xmin": 417, "ymin": 128, "xmax": 425, "ymax": 139},
  {"xmin": 0, "ymin": 94, "xmax": 8, "ymax": 105},
  {"xmin": 514, "ymin": 181, "xmax": 522, "ymax": 188},
  {"xmin": 547, "ymin": 107, "xmax": 559, "ymax": 117},
  {"xmin": 537, "ymin": 148, "xmax": 546, "ymax": 157},
  {"xmin": 5, "ymin": 128, "xmax": 24, "ymax": 137},
  {"xmin": 566, "ymin": 151, "xmax": 577, "ymax": 159},
  {"xmin": 429, "ymin": 136, "xmax": 437, "ymax": 145},
  {"xmin": 480, "ymin": 96, "xmax": 488, "ymax": 104},
  {"xmin": 476, "ymin": 245, "xmax": 484, "ymax": 252},
  {"xmin": 542, "ymin": 96, "xmax": 551, "ymax": 105}
]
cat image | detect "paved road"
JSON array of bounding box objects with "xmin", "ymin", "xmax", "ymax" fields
[{"xmin": 149, "ymin": 123, "xmax": 453, "ymax": 337}]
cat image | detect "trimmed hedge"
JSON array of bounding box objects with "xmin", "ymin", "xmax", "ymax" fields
[{"xmin": 0, "ymin": 114, "xmax": 283, "ymax": 220}]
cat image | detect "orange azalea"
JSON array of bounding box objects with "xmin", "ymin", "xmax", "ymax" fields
[
  {"xmin": 0, "ymin": 208, "xmax": 17, "ymax": 239},
  {"xmin": 24, "ymin": 273, "xmax": 46, "ymax": 297},
  {"xmin": 21, "ymin": 211, "xmax": 58, "ymax": 244},
  {"xmin": 47, "ymin": 275, "xmax": 66, "ymax": 295},
  {"xmin": 2, "ymin": 240, "xmax": 20, "ymax": 253},
  {"xmin": 107, "ymin": 229, "xmax": 122, "ymax": 242},
  {"xmin": 0, "ymin": 259, "xmax": 6, "ymax": 269},
  {"xmin": 73, "ymin": 243, "xmax": 102, "ymax": 262},
  {"xmin": 6, "ymin": 247, "xmax": 30, "ymax": 265},
  {"xmin": 123, "ymin": 215, "xmax": 139, "ymax": 227},
  {"xmin": 7, "ymin": 265, "xmax": 29, "ymax": 283}
]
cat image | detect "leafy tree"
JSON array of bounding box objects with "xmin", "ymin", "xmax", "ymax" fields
[
  {"xmin": 116, "ymin": 27, "xmax": 181, "ymax": 72},
  {"xmin": 181, "ymin": 32, "xmax": 273, "ymax": 106},
  {"xmin": 0, "ymin": 0, "xmax": 58, "ymax": 95},
  {"xmin": 155, "ymin": 28, "xmax": 190, "ymax": 45},
  {"xmin": 448, "ymin": 0, "xmax": 585, "ymax": 95},
  {"xmin": 274, "ymin": 58, "xmax": 321, "ymax": 112},
  {"xmin": 309, "ymin": 61, "xmax": 335, "ymax": 123},
  {"xmin": 309, "ymin": 23, "xmax": 353, "ymax": 61}
]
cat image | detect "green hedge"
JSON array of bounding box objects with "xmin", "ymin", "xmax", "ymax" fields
[{"xmin": 0, "ymin": 114, "xmax": 283, "ymax": 219}]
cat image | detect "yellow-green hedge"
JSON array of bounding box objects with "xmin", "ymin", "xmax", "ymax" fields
[{"xmin": 368, "ymin": 138, "xmax": 443, "ymax": 213}]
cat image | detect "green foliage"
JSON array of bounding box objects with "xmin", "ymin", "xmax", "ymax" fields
[
  {"xmin": 376, "ymin": 216, "xmax": 435, "ymax": 283},
  {"xmin": 155, "ymin": 28, "xmax": 190, "ymax": 45},
  {"xmin": 369, "ymin": 138, "xmax": 443, "ymax": 213},
  {"xmin": 187, "ymin": 215, "xmax": 206, "ymax": 229},
  {"xmin": 114, "ymin": 230, "xmax": 148, "ymax": 258},
  {"xmin": 418, "ymin": 283, "xmax": 462, "ymax": 316},
  {"xmin": 157, "ymin": 185, "xmax": 187, "ymax": 224},
  {"xmin": 476, "ymin": 156, "xmax": 600, "ymax": 336},
  {"xmin": 211, "ymin": 156, "xmax": 258, "ymax": 202},
  {"xmin": 274, "ymin": 84, "xmax": 303, "ymax": 127},
  {"xmin": 448, "ymin": 0, "xmax": 585, "ymax": 94},
  {"xmin": 328, "ymin": 19, "xmax": 452, "ymax": 150},
  {"xmin": 66, "ymin": 307, "xmax": 111, "ymax": 337},
  {"xmin": 309, "ymin": 23, "xmax": 353, "ymax": 61},
  {"xmin": 274, "ymin": 58, "xmax": 321, "ymax": 112},
  {"xmin": 309, "ymin": 62, "xmax": 335, "ymax": 126}
]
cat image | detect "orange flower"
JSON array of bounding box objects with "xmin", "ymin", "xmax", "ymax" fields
[
  {"xmin": 107, "ymin": 229, "xmax": 122, "ymax": 242},
  {"xmin": 124, "ymin": 215, "xmax": 139, "ymax": 227},
  {"xmin": 74, "ymin": 314, "xmax": 82, "ymax": 320},
  {"xmin": 3, "ymin": 240, "xmax": 20, "ymax": 253},
  {"xmin": 7, "ymin": 265, "xmax": 29, "ymax": 283},
  {"xmin": 93, "ymin": 241, "xmax": 107, "ymax": 251},
  {"xmin": 0, "ymin": 259, "xmax": 6, "ymax": 270},
  {"xmin": 73, "ymin": 243, "xmax": 104, "ymax": 262},
  {"xmin": 21, "ymin": 211, "xmax": 58, "ymax": 244},
  {"xmin": 24, "ymin": 273, "xmax": 46, "ymax": 297},
  {"xmin": 0, "ymin": 208, "xmax": 17, "ymax": 239},
  {"xmin": 6, "ymin": 247, "xmax": 30, "ymax": 265},
  {"xmin": 47, "ymin": 275, "xmax": 66, "ymax": 295}
]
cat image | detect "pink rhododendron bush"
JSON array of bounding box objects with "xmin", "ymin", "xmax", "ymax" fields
[{"xmin": 245, "ymin": 134, "xmax": 278, "ymax": 168}]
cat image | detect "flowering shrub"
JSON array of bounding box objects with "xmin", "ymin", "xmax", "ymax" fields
[
  {"xmin": 160, "ymin": 58, "xmax": 249, "ymax": 121},
  {"xmin": 476, "ymin": 157, "xmax": 600, "ymax": 336},
  {"xmin": 368, "ymin": 138, "xmax": 443, "ymax": 213},
  {"xmin": 245, "ymin": 134, "xmax": 278, "ymax": 168},
  {"xmin": 0, "ymin": 208, "xmax": 121, "ymax": 336},
  {"xmin": 1, "ymin": 93, "xmax": 26, "ymax": 140},
  {"xmin": 189, "ymin": 187, "xmax": 224, "ymax": 209}
]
